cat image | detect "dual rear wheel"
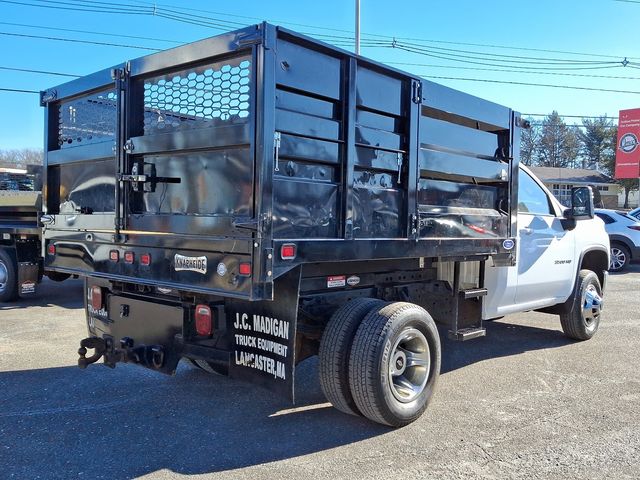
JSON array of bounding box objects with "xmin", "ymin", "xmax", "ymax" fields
[{"xmin": 319, "ymin": 299, "xmax": 441, "ymax": 427}]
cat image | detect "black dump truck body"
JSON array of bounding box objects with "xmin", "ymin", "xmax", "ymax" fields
[
  {"xmin": 41, "ymin": 23, "xmax": 527, "ymax": 425},
  {"xmin": 0, "ymin": 167, "xmax": 45, "ymax": 300}
]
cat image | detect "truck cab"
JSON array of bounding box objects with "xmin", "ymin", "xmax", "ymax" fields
[{"xmin": 485, "ymin": 165, "xmax": 609, "ymax": 320}]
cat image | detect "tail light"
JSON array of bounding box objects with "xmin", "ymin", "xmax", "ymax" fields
[
  {"xmin": 238, "ymin": 262, "xmax": 251, "ymax": 276},
  {"xmin": 47, "ymin": 244, "xmax": 56, "ymax": 256},
  {"xmin": 109, "ymin": 250, "xmax": 119, "ymax": 262},
  {"xmin": 140, "ymin": 253, "xmax": 151, "ymax": 266},
  {"xmin": 281, "ymin": 243, "xmax": 296, "ymax": 260},
  {"xmin": 195, "ymin": 304, "xmax": 213, "ymax": 336},
  {"xmin": 124, "ymin": 251, "xmax": 135, "ymax": 264},
  {"xmin": 89, "ymin": 286, "xmax": 103, "ymax": 310}
]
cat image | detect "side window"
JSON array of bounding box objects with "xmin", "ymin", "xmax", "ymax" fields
[
  {"xmin": 595, "ymin": 213, "xmax": 614, "ymax": 224},
  {"xmin": 518, "ymin": 170, "xmax": 552, "ymax": 215}
]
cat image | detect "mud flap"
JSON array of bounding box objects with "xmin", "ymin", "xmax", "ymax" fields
[
  {"xmin": 18, "ymin": 262, "xmax": 39, "ymax": 296},
  {"xmin": 226, "ymin": 266, "xmax": 301, "ymax": 403}
]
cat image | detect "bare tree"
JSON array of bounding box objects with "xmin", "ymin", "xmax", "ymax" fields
[
  {"xmin": 0, "ymin": 148, "xmax": 44, "ymax": 168},
  {"xmin": 520, "ymin": 118, "xmax": 539, "ymax": 166}
]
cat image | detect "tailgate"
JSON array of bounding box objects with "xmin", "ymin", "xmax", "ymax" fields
[{"xmin": 42, "ymin": 27, "xmax": 264, "ymax": 299}]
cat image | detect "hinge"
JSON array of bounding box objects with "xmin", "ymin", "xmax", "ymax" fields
[
  {"xmin": 39, "ymin": 89, "xmax": 57, "ymax": 106},
  {"xmin": 273, "ymin": 131, "xmax": 282, "ymax": 172},
  {"xmin": 410, "ymin": 213, "xmax": 419, "ymax": 238},
  {"xmin": 111, "ymin": 68, "xmax": 125, "ymax": 81},
  {"xmin": 412, "ymin": 80, "xmax": 422, "ymax": 104}
]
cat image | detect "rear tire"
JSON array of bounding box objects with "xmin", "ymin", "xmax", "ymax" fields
[
  {"xmin": 46, "ymin": 271, "xmax": 71, "ymax": 282},
  {"xmin": 0, "ymin": 249, "xmax": 18, "ymax": 302},
  {"xmin": 560, "ymin": 270, "xmax": 603, "ymax": 341},
  {"xmin": 319, "ymin": 298, "xmax": 384, "ymax": 416},
  {"xmin": 183, "ymin": 357, "xmax": 228, "ymax": 375},
  {"xmin": 349, "ymin": 302, "xmax": 441, "ymax": 427},
  {"xmin": 609, "ymin": 243, "xmax": 630, "ymax": 272}
]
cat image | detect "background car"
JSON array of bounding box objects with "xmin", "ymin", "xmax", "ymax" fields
[
  {"xmin": 628, "ymin": 206, "xmax": 640, "ymax": 221},
  {"xmin": 595, "ymin": 208, "xmax": 640, "ymax": 272}
]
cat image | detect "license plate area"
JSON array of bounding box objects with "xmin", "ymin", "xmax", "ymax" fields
[{"xmin": 89, "ymin": 295, "xmax": 184, "ymax": 348}]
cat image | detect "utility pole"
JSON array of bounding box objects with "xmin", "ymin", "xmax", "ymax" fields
[{"xmin": 355, "ymin": 0, "xmax": 361, "ymax": 55}]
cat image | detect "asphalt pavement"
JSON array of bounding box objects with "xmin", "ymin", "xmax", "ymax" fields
[{"xmin": 0, "ymin": 267, "xmax": 639, "ymax": 480}]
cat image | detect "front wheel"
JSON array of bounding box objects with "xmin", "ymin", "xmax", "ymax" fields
[
  {"xmin": 349, "ymin": 302, "xmax": 441, "ymax": 427},
  {"xmin": 560, "ymin": 270, "xmax": 603, "ymax": 341},
  {"xmin": 609, "ymin": 243, "xmax": 630, "ymax": 272}
]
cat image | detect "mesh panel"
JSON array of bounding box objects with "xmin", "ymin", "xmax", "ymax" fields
[
  {"xmin": 143, "ymin": 57, "xmax": 251, "ymax": 135},
  {"xmin": 58, "ymin": 90, "xmax": 117, "ymax": 149}
]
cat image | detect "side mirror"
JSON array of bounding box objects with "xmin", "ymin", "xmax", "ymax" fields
[{"xmin": 569, "ymin": 186, "xmax": 595, "ymax": 220}]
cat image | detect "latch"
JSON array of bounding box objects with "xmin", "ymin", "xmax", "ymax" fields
[
  {"xmin": 118, "ymin": 163, "xmax": 180, "ymax": 192},
  {"xmin": 396, "ymin": 152, "xmax": 403, "ymax": 184},
  {"xmin": 410, "ymin": 213, "xmax": 419, "ymax": 236},
  {"xmin": 412, "ymin": 80, "xmax": 422, "ymax": 104},
  {"xmin": 273, "ymin": 131, "xmax": 282, "ymax": 172}
]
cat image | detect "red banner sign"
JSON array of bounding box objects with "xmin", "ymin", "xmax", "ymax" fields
[{"xmin": 615, "ymin": 108, "xmax": 640, "ymax": 179}]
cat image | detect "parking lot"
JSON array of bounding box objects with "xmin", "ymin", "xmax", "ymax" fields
[{"xmin": 1, "ymin": 267, "xmax": 639, "ymax": 480}]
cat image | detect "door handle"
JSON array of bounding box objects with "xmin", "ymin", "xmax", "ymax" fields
[{"xmin": 519, "ymin": 227, "xmax": 533, "ymax": 235}]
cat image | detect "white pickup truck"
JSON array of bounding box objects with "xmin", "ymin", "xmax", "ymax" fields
[{"xmin": 484, "ymin": 165, "xmax": 609, "ymax": 341}]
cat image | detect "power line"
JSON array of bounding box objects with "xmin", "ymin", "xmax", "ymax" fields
[
  {"xmin": 0, "ymin": 0, "xmax": 148, "ymax": 14},
  {"xmin": 406, "ymin": 64, "xmax": 640, "ymax": 81},
  {"xmin": 0, "ymin": 87, "xmax": 39, "ymax": 93},
  {"xmin": 392, "ymin": 43, "xmax": 621, "ymax": 68},
  {"xmin": 420, "ymin": 75, "xmax": 640, "ymax": 95},
  {"xmin": 0, "ymin": 66, "xmax": 80, "ymax": 77},
  {"xmin": 128, "ymin": 0, "xmax": 640, "ymax": 61},
  {"xmin": 0, "ymin": 30, "xmax": 161, "ymax": 50},
  {"xmin": 6, "ymin": 0, "xmax": 636, "ymax": 64},
  {"xmin": 0, "ymin": 20, "xmax": 185, "ymax": 44}
]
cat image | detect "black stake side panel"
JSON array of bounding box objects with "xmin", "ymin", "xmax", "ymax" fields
[{"xmin": 41, "ymin": 23, "xmax": 520, "ymax": 301}]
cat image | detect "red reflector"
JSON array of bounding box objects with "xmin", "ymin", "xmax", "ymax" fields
[
  {"xmin": 124, "ymin": 251, "xmax": 135, "ymax": 264},
  {"xmin": 195, "ymin": 305, "xmax": 212, "ymax": 336},
  {"xmin": 109, "ymin": 250, "xmax": 119, "ymax": 262},
  {"xmin": 281, "ymin": 244, "xmax": 296, "ymax": 259},
  {"xmin": 468, "ymin": 224, "xmax": 488, "ymax": 234},
  {"xmin": 140, "ymin": 253, "xmax": 151, "ymax": 266},
  {"xmin": 47, "ymin": 244, "xmax": 56, "ymax": 256},
  {"xmin": 90, "ymin": 286, "xmax": 103, "ymax": 310},
  {"xmin": 239, "ymin": 262, "xmax": 251, "ymax": 276}
]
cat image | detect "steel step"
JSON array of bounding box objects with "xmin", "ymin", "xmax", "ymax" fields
[
  {"xmin": 448, "ymin": 327, "xmax": 487, "ymax": 341},
  {"xmin": 459, "ymin": 288, "xmax": 488, "ymax": 299}
]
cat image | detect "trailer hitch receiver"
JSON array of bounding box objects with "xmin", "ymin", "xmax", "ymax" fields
[{"xmin": 78, "ymin": 337, "xmax": 107, "ymax": 369}]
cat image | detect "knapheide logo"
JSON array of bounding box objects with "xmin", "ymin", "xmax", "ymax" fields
[{"xmin": 619, "ymin": 133, "xmax": 639, "ymax": 154}]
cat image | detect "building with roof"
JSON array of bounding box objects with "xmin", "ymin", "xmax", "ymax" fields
[{"xmin": 529, "ymin": 166, "xmax": 619, "ymax": 208}]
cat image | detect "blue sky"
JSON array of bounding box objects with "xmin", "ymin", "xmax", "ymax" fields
[{"xmin": 0, "ymin": 0, "xmax": 639, "ymax": 149}]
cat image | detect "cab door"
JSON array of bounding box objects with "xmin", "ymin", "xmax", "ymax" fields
[{"xmin": 514, "ymin": 169, "xmax": 575, "ymax": 306}]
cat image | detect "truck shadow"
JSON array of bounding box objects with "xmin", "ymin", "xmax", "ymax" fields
[
  {"xmin": 0, "ymin": 278, "xmax": 84, "ymax": 311},
  {"xmin": 439, "ymin": 320, "xmax": 573, "ymax": 374},
  {"xmin": 0, "ymin": 320, "xmax": 574, "ymax": 478}
]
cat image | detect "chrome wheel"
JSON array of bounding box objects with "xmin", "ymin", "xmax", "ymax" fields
[
  {"xmin": 582, "ymin": 283, "xmax": 602, "ymax": 327},
  {"xmin": 387, "ymin": 327, "xmax": 430, "ymax": 403},
  {"xmin": 609, "ymin": 246, "xmax": 627, "ymax": 271},
  {"xmin": 0, "ymin": 260, "xmax": 8, "ymax": 293}
]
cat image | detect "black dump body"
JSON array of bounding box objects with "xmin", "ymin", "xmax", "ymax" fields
[
  {"xmin": 41, "ymin": 23, "xmax": 521, "ymax": 398},
  {"xmin": 42, "ymin": 23, "xmax": 519, "ymax": 301}
]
